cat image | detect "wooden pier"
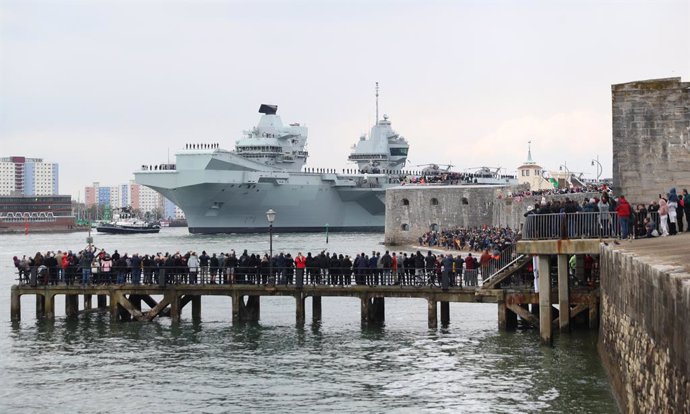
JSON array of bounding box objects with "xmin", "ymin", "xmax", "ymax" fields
[
  {"xmin": 10, "ymin": 282, "xmax": 599, "ymax": 333},
  {"xmin": 10, "ymin": 239, "xmax": 605, "ymax": 342}
]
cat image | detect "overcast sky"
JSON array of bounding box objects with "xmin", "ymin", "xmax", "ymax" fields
[{"xmin": 1, "ymin": 0, "xmax": 688, "ymax": 199}]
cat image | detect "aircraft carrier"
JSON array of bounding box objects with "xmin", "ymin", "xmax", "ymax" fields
[{"xmin": 134, "ymin": 100, "xmax": 414, "ymax": 233}]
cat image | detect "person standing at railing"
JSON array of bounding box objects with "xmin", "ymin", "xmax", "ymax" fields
[
  {"xmin": 634, "ymin": 204, "xmax": 648, "ymax": 238},
  {"xmin": 479, "ymin": 249, "xmax": 491, "ymax": 281},
  {"xmin": 441, "ymin": 254, "xmax": 453, "ymax": 291},
  {"xmin": 679, "ymin": 188, "xmax": 690, "ymax": 231},
  {"xmin": 658, "ymin": 198, "xmax": 670, "ymax": 237},
  {"xmin": 187, "ymin": 252, "xmax": 199, "ymax": 284},
  {"xmin": 131, "ymin": 253, "xmax": 142, "ymax": 285},
  {"xmin": 295, "ymin": 252, "xmax": 306, "ymax": 288},
  {"xmin": 598, "ymin": 194, "xmax": 615, "ymax": 237},
  {"xmin": 616, "ymin": 195, "xmax": 632, "ymax": 240},
  {"xmin": 668, "ymin": 188, "xmax": 679, "ymax": 235},
  {"xmin": 199, "ymin": 251, "xmax": 210, "ymax": 284}
]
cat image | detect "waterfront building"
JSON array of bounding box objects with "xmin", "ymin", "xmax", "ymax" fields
[
  {"xmin": 516, "ymin": 143, "xmax": 551, "ymax": 191},
  {"xmin": 0, "ymin": 156, "xmax": 59, "ymax": 196},
  {"xmin": 0, "ymin": 195, "xmax": 77, "ymax": 232},
  {"xmin": 84, "ymin": 180, "xmax": 181, "ymax": 216}
]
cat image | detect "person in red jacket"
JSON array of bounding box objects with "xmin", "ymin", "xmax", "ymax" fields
[
  {"xmin": 294, "ymin": 252, "xmax": 306, "ymax": 288},
  {"xmin": 615, "ymin": 195, "xmax": 632, "ymax": 239}
]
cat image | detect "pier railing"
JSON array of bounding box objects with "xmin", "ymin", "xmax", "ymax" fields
[
  {"xmin": 14, "ymin": 266, "xmax": 487, "ymax": 289},
  {"xmin": 523, "ymin": 212, "xmax": 620, "ymax": 240}
]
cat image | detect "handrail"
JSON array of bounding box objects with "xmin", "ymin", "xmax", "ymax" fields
[
  {"xmin": 522, "ymin": 211, "xmax": 622, "ymax": 240},
  {"xmin": 481, "ymin": 253, "xmax": 527, "ymax": 287}
]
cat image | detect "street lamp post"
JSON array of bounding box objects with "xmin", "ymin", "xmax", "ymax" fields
[
  {"xmin": 266, "ymin": 209, "xmax": 276, "ymax": 285},
  {"xmin": 591, "ymin": 156, "xmax": 602, "ymax": 182}
]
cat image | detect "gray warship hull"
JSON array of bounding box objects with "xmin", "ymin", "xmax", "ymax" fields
[{"xmin": 135, "ymin": 152, "xmax": 388, "ymax": 234}]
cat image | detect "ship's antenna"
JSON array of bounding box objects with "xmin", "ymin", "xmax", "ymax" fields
[{"xmin": 375, "ymin": 82, "xmax": 379, "ymax": 124}]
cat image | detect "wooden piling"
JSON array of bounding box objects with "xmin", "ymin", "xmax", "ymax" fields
[
  {"xmin": 557, "ymin": 255, "xmax": 570, "ymax": 333},
  {"xmin": 170, "ymin": 292, "xmax": 180, "ymax": 323},
  {"xmin": 312, "ymin": 296, "xmax": 322, "ymax": 321},
  {"xmin": 244, "ymin": 296, "xmax": 260, "ymax": 321},
  {"xmin": 538, "ymin": 255, "xmax": 552, "ymax": 345},
  {"xmin": 295, "ymin": 294, "xmax": 305, "ymax": 325},
  {"xmin": 191, "ymin": 296, "xmax": 201, "ymax": 320},
  {"xmin": 589, "ymin": 301, "xmax": 599, "ymax": 329},
  {"xmin": 45, "ymin": 294, "xmax": 55, "ymax": 319},
  {"xmin": 372, "ymin": 297, "xmax": 385, "ymax": 322},
  {"xmin": 36, "ymin": 294, "xmax": 45, "ymax": 318},
  {"xmin": 65, "ymin": 294, "xmax": 79, "ymax": 318},
  {"xmin": 11, "ymin": 286, "xmax": 20, "ymax": 321},
  {"xmin": 428, "ymin": 299, "xmax": 437, "ymax": 329},
  {"xmin": 440, "ymin": 301, "xmax": 450, "ymax": 325},
  {"xmin": 110, "ymin": 292, "xmax": 119, "ymax": 321},
  {"xmin": 97, "ymin": 294, "xmax": 107, "ymax": 308},
  {"xmin": 83, "ymin": 294, "xmax": 92, "ymax": 310},
  {"xmin": 360, "ymin": 296, "xmax": 370, "ymax": 323}
]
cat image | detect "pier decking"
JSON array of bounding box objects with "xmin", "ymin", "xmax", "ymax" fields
[{"xmin": 10, "ymin": 282, "xmax": 599, "ymax": 332}]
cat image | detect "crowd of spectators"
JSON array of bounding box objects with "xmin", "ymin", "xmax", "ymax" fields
[
  {"xmin": 418, "ymin": 226, "xmax": 518, "ymax": 252},
  {"xmin": 522, "ymin": 187, "xmax": 690, "ymax": 239},
  {"xmin": 13, "ymin": 247, "xmax": 493, "ymax": 290},
  {"xmin": 499, "ymin": 183, "xmax": 605, "ymax": 201}
]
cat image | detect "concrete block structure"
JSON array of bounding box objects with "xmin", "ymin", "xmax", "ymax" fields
[{"xmin": 612, "ymin": 77, "xmax": 690, "ymax": 204}]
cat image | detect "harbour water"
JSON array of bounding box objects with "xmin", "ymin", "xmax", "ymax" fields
[{"xmin": 0, "ymin": 228, "xmax": 617, "ymax": 413}]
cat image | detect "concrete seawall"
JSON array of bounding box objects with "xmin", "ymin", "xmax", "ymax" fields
[{"xmin": 599, "ymin": 234, "xmax": 690, "ymax": 413}]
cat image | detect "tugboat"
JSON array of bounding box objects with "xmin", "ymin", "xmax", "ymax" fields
[{"xmin": 96, "ymin": 207, "xmax": 160, "ymax": 234}]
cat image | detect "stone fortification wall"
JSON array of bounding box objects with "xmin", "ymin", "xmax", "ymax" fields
[
  {"xmin": 599, "ymin": 243, "xmax": 689, "ymax": 413},
  {"xmin": 612, "ymin": 77, "xmax": 690, "ymax": 204},
  {"xmin": 384, "ymin": 185, "xmax": 602, "ymax": 244},
  {"xmin": 384, "ymin": 185, "xmax": 503, "ymax": 245}
]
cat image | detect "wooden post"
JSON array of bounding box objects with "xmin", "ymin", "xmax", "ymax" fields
[
  {"xmin": 191, "ymin": 296, "xmax": 201, "ymax": 320},
  {"xmin": 45, "ymin": 294, "xmax": 55, "ymax": 319},
  {"xmin": 36, "ymin": 294, "xmax": 45, "ymax": 318},
  {"xmin": 65, "ymin": 294, "xmax": 79, "ymax": 318},
  {"xmin": 110, "ymin": 292, "xmax": 119, "ymax": 321},
  {"xmin": 440, "ymin": 301, "xmax": 450, "ymax": 325},
  {"xmin": 360, "ymin": 296, "xmax": 370, "ymax": 323},
  {"xmin": 245, "ymin": 296, "xmax": 260, "ymax": 321},
  {"xmin": 295, "ymin": 294, "xmax": 305, "ymax": 325},
  {"xmin": 428, "ymin": 299, "xmax": 437, "ymax": 329},
  {"xmin": 538, "ymin": 255, "xmax": 552, "ymax": 345},
  {"xmin": 11, "ymin": 286, "xmax": 20, "ymax": 321},
  {"xmin": 97, "ymin": 294, "xmax": 107, "ymax": 308},
  {"xmin": 557, "ymin": 255, "xmax": 570, "ymax": 333},
  {"xmin": 589, "ymin": 301, "xmax": 599, "ymax": 329},
  {"xmin": 83, "ymin": 294, "xmax": 92, "ymax": 310},
  {"xmin": 170, "ymin": 292, "xmax": 180, "ymax": 323},
  {"xmin": 498, "ymin": 301, "xmax": 507, "ymax": 330},
  {"xmin": 312, "ymin": 296, "xmax": 322, "ymax": 321},
  {"xmin": 372, "ymin": 297, "xmax": 385, "ymax": 322},
  {"xmin": 232, "ymin": 294, "xmax": 242, "ymax": 323}
]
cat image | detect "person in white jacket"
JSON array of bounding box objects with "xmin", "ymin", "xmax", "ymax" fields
[{"xmin": 187, "ymin": 252, "xmax": 199, "ymax": 284}]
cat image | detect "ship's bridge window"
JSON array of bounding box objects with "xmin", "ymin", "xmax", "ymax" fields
[
  {"xmin": 390, "ymin": 148, "xmax": 408, "ymax": 156},
  {"xmin": 402, "ymin": 198, "xmax": 409, "ymax": 206},
  {"xmin": 431, "ymin": 198, "xmax": 439, "ymax": 206}
]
